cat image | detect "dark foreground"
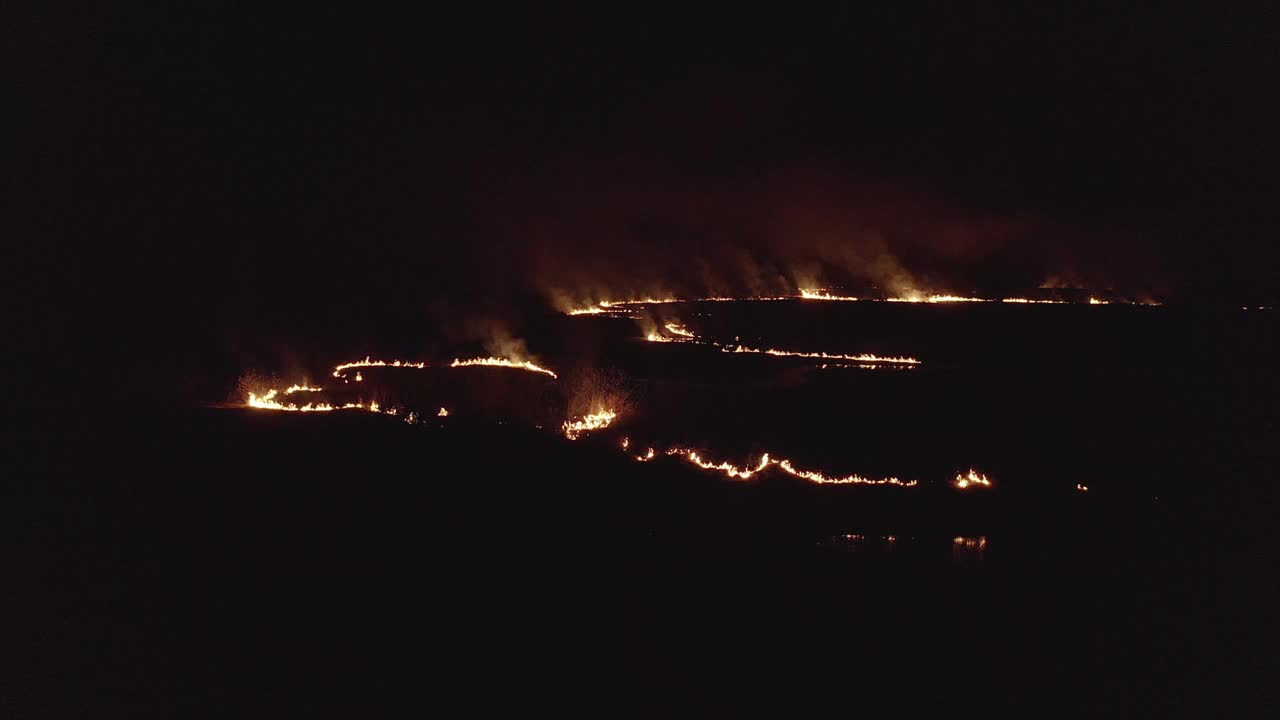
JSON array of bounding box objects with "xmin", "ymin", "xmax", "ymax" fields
[{"xmin": 12, "ymin": 403, "xmax": 1276, "ymax": 717}]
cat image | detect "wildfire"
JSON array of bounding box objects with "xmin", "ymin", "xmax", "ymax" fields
[
  {"xmin": 282, "ymin": 384, "xmax": 323, "ymax": 395},
  {"xmin": 332, "ymin": 357, "xmax": 428, "ymax": 378},
  {"xmin": 659, "ymin": 448, "xmax": 918, "ymax": 486},
  {"xmin": 664, "ymin": 322, "xmax": 694, "ymax": 338},
  {"xmin": 246, "ymin": 389, "xmax": 376, "ymax": 413},
  {"xmin": 438, "ymin": 407, "xmax": 449, "ymax": 417},
  {"xmin": 953, "ymin": 536, "xmax": 988, "ymax": 550},
  {"xmin": 953, "ymin": 469, "xmax": 993, "ymax": 489},
  {"xmin": 449, "ymin": 357, "xmax": 558, "ymax": 378},
  {"xmin": 561, "ymin": 409, "xmax": 617, "ymax": 440},
  {"xmin": 888, "ymin": 295, "xmax": 988, "ymax": 303},
  {"xmin": 800, "ymin": 288, "xmax": 861, "ymax": 301},
  {"xmin": 1089, "ymin": 297, "xmax": 1109, "ymax": 305},
  {"xmin": 724, "ymin": 344, "xmax": 921, "ymax": 365},
  {"xmin": 1001, "ymin": 298, "xmax": 1066, "ymax": 304},
  {"xmin": 1076, "ymin": 483, "xmax": 1088, "ymax": 493}
]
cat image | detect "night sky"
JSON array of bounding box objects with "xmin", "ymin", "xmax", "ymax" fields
[{"xmin": 15, "ymin": 5, "xmax": 1279, "ymax": 396}]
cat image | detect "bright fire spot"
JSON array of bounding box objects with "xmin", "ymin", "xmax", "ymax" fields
[
  {"xmin": 620, "ymin": 437, "xmax": 630, "ymax": 450},
  {"xmin": 247, "ymin": 390, "xmax": 375, "ymax": 413},
  {"xmin": 636, "ymin": 448, "xmax": 656, "ymax": 461},
  {"xmin": 354, "ymin": 372, "xmax": 363, "ymax": 382},
  {"xmin": 1089, "ymin": 297, "xmax": 1109, "ymax": 305},
  {"xmin": 888, "ymin": 295, "xmax": 988, "ymax": 303},
  {"xmin": 282, "ymin": 384, "xmax": 324, "ymax": 395},
  {"xmin": 724, "ymin": 344, "xmax": 921, "ymax": 365},
  {"xmin": 661, "ymin": 448, "xmax": 917, "ymax": 486},
  {"xmin": 1076, "ymin": 483, "xmax": 1088, "ymax": 493},
  {"xmin": 1001, "ymin": 298, "xmax": 1066, "ymax": 304},
  {"xmin": 664, "ymin": 322, "xmax": 694, "ymax": 338},
  {"xmin": 953, "ymin": 536, "xmax": 988, "ymax": 550},
  {"xmin": 332, "ymin": 357, "xmax": 428, "ymax": 378},
  {"xmin": 646, "ymin": 332, "xmax": 674, "ymax": 343},
  {"xmin": 450, "ymin": 357, "xmax": 558, "ymax": 378},
  {"xmin": 562, "ymin": 409, "xmax": 617, "ymax": 440},
  {"xmin": 953, "ymin": 469, "xmax": 993, "ymax": 489},
  {"xmin": 438, "ymin": 407, "xmax": 449, "ymax": 417},
  {"xmin": 800, "ymin": 288, "xmax": 861, "ymax": 301}
]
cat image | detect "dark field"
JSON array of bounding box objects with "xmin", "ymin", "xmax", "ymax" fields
[{"xmin": 14, "ymin": 303, "xmax": 1278, "ymax": 715}]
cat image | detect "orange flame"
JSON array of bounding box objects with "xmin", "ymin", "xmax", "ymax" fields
[
  {"xmin": 438, "ymin": 407, "xmax": 449, "ymax": 417},
  {"xmin": 562, "ymin": 409, "xmax": 617, "ymax": 440},
  {"xmin": 724, "ymin": 344, "xmax": 920, "ymax": 365},
  {"xmin": 332, "ymin": 357, "xmax": 428, "ymax": 378},
  {"xmin": 449, "ymin": 357, "xmax": 558, "ymax": 378},
  {"xmin": 800, "ymin": 288, "xmax": 861, "ymax": 301},
  {"xmin": 659, "ymin": 448, "xmax": 918, "ymax": 486},
  {"xmin": 953, "ymin": 469, "xmax": 993, "ymax": 489}
]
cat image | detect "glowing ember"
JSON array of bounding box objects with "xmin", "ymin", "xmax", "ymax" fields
[
  {"xmin": 1001, "ymin": 298, "xmax": 1066, "ymax": 304},
  {"xmin": 636, "ymin": 448, "xmax": 656, "ymax": 461},
  {"xmin": 450, "ymin": 357, "xmax": 558, "ymax": 378},
  {"xmin": 660, "ymin": 448, "xmax": 917, "ymax": 486},
  {"xmin": 621, "ymin": 437, "xmax": 630, "ymax": 450},
  {"xmin": 1089, "ymin": 297, "xmax": 1109, "ymax": 305},
  {"xmin": 354, "ymin": 372, "xmax": 363, "ymax": 382},
  {"xmin": 282, "ymin": 384, "xmax": 324, "ymax": 395},
  {"xmin": 438, "ymin": 407, "xmax": 449, "ymax": 417},
  {"xmin": 953, "ymin": 469, "xmax": 993, "ymax": 489},
  {"xmin": 664, "ymin": 322, "xmax": 694, "ymax": 338},
  {"xmin": 724, "ymin": 344, "xmax": 920, "ymax": 365},
  {"xmin": 562, "ymin": 409, "xmax": 617, "ymax": 440},
  {"xmin": 1076, "ymin": 483, "xmax": 1088, "ymax": 493}
]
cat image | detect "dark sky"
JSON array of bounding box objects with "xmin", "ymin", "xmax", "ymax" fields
[{"xmin": 14, "ymin": 4, "xmax": 1280, "ymax": 391}]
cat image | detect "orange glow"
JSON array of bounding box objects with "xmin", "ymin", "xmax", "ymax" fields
[
  {"xmin": 450, "ymin": 357, "xmax": 558, "ymax": 378},
  {"xmin": 438, "ymin": 407, "xmax": 449, "ymax": 417},
  {"xmin": 953, "ymin": 469, "xmax": 993, "ymax": 489},
  {"xmin": 724, "ymin": 344, "xmax": 920, "ymax": 365},
  {"xmin": 664, "ymin": 322, "xmax": 694, "ymax": 338},
  {"xmin": 659, "ymin": 448, "xmax": 918, "ymax": 486},
  {"xmin": 1001, "ymin": 298, "xmax": 1066, "ymax": 304},
  {"xmin": 636, "ymin": 448, "xmax": 656, "ymax": 461},
  {"xmin": 354, "ymin": 372, "xmax": 363, "ymax": 382},
  {"xmin": 562, "ymin": 409, "xmax": 617, "ymax": 440},
  {"xmin": 1076, "ymin": 483, "xmax": 1088, "ymax": 492},
  {"xmin": 1089, "ymin": 297, "xmax": 1109, "ymax": 305},
  {"xmin": 282, "ymin": 384, "xmax": 323, "ymax": 395}
]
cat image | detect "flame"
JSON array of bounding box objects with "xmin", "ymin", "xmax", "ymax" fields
[
  {"xmin": 636, "ymin": 448, "xmax": 656, "ymax": 461},
  {"xmin": 800, "ymin": 288, "xmax": 861, "ymax": 301},
  {"xmin": 888, "ymin": 294, "xmax": 988, "ymax": 303},
  {"xmin": 953, "ymin": 536, "xmax": 988, "ymax": 550},
  {"xmin": 1088, "ymin": 297, "xmax": 1109, "ymax": 305},
  {"xmin": 953, "ymin": 469, "xmax": 993, "ymax": 489},
  {"xmin": 246, "ymin": 390, "xmax": 378, "ymax": 413},
  {"xmin": 562, "ymin": 409, "xmax": 617, "ymax": 440},
  {"xmin": 1076, "ymin": 483, "xmax": 1088, "ymax": 492},
  {"xmin": 724, "ymin": 344, "xmax": 920, "ymax": 365},
  {"xmin": 450, "ymin": 357, "xmax": 558, "ymax": 378},
  {"xmin": 332, "ymin": 357, "xmax": 428, "ymax": 378},
  {"xmin": 354, "ymin": 372, "xmax": 363, "ymax": 382},
  {"xmin": 282, "ymin": 384, "xmax": 323, "ymax": 395},
  {"xmin": 664, "ymin": 322, "xmax": 694, "ymax": 338},
  {"xmin": 1001, "ymin": 298, "xmax": 1066, "ymax": 304},
  {"xmin": 659, "ymin": 448, "xmax": 917, "ymax": 486},
  {"xmin": 438, "ymin": 407, "xmax": 449, "ymax": 417},
  {"xmin": 620, "ymin": 437, "xmax": 630, "ymax": 450}
]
